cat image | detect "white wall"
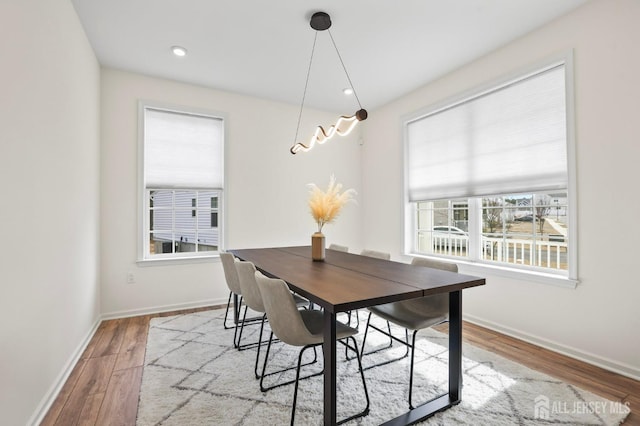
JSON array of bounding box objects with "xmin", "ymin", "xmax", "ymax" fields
[
  {"xmin": 361, "ymin": 0, "xmax": 640, "ymax": 379},
  {"xmin": 100, "ymin": 69, "xmax": 362, "ymax": 316},
  {"xmin": 0, "ymin": 1, "xmax": 101, "ymax": 425}
]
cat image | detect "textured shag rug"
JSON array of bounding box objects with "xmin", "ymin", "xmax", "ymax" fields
[{"xmin": 137, "ymin": 309, "xmax": 630, "ymax": 425}]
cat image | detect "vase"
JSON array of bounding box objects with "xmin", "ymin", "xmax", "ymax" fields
[{"xmin": 311, "ymin": 232, "xmax": 325, "ymax": 261}]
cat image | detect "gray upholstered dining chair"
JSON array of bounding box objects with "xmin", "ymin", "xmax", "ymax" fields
[
  {"xmin": 328, "ymin": 243, "xmax": 349, "ymax": 252},
  {"xmin": 362, "ymin": 257, "xmax": 456, "ymax": 409},
  {"xmin": 255, "ymin": 271, "xmax": 370, "ymax": 425},
  {"xmin": 235, "ymin": 260, "xmax": 309, "ymax": 379}
]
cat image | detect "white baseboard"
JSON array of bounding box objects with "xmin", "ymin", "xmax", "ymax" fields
[
  {"xmin": 463, "ymin": 313, "xmax": 640, "ymax": 381},
  {"xmin": 100, "ymin": 297, "xmax": 228, "ymax": 320},
  {"xmin": 28, "ymin": 317, "xmax": 102, "ymax": 426}
]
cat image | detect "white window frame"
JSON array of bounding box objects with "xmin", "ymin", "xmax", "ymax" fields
[
  {"xmin": 137, "ymin": 101, "xmax": 226, "ymax": 263},
  {"xmin": 403, "ymin": 52, "xmax": 578, "ymax": 287}
]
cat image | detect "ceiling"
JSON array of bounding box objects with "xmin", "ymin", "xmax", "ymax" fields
[{"xmin": 71, "ymin": 0, "xmax": 588, "ymax": 113}]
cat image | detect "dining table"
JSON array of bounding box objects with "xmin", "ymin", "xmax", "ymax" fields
[{"xmin": 229, "ymin": 246, "xmax": 485, "ymax": 425}]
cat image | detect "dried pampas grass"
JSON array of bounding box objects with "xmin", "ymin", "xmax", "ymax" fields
[{"xmin": 308, "ymin": 175, "xmax": 356, "ymax": 232}]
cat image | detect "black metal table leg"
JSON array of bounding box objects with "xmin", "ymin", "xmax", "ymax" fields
[
  {"xmin": 381, "ymin": 290, "xmax": 463, "ymax": 426},
  {"xmin": 449, "ymin": 290, "xmax": 462, "ymax": 403},
  {"xmin": 323, "ymin": 310, "xmax": 337, "ymax": 425}
]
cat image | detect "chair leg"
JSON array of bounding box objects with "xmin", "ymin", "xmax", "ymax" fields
[
  {"xmin": 260, "ymin": 332, "xmax": 275, "ymax": 391},
  {"xmin": 361, "ymin": 311, "xmax": 373, "ymax": 356},
  {"xmin": 234, "ymin": 304, "xmax": 248, "ymax": 348},
  {"xmin": 290, "ymin": 341, "xmax": 369, "ymax": 426},
  {"xmin": 366, "ymin": 318, "xmax": 448, "ymax": 409},
  {"xmin": 404, "ymin": 328, "xmax": 410, "ymax": 358},
  {"xmin": 347, "ymin": 310, "xmax": 372, "ymax": 361},
  {"xmin": 398, "ymin": 327, "xmax": 445, "ymax": 408},
  {"xmin": 361, "ymin": 312, "xmax": 396, "ymax": 358},
  {"xmin": 222, "ymin": 292, "xmax": 234, "ymax": 330},
  {"xmin": 344, "ymin": 309, "xmax": 362, "ymax": 328},
  {"xmin": 408, "ymin": 330, "xmax": 418, "ymax": 409},
  {"xmin": 291, "ymin": 345, "xmax": 314, "ymax": 426},
  {"xmin": 260, "ymin": 337, "xmax": 321, "ymax": 393},
  {"xmin": 353, "ymin": 336, "xmax": 370, "ymax": 413},
  {"xmin": 329, "ymin": 337, "xmax": 370, "ymax": 425},
  {"xmin": 234, "ymin": 302, "xmax": 269, "ymax": 351},
  {"xmin": 387, "ymin": 320, "xmax": 394, "ymax": 348},
  {"xmin": 344, "ymin": 338, "xmax": 349, "ymax": 360},
  {"xmin": 234, "ymin": 295, "xmax": 243, "ymax": 323},
  {"xmin": 269, "ymin": 338, "xmax": 368, "ymax": 425},
  {"xmin": 254, "ymin": 314, "xmax": 267, "ymax": 379}
]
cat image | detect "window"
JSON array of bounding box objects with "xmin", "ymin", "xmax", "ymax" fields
[
  {"xmin": 405, "ymin": 56, "xmax": 576, "ymax": 281},
  {"xmin": 139, "ymin": 103, "xmax": 224, "ymax": 260}
]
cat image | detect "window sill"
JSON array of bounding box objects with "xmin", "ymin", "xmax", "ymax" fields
[
  {"xmin": 137, "ymin": 253, "xmax": 220, "ymax": 266},
  {"xmin": 408, "ymin": 254, "xmax": 578, "ymax": 289},
  {"xmin": 460, "ymin": 261, "xmax": 578, "ymax": 289}
]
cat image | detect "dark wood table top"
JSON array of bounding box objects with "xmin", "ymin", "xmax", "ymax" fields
[{"xmin": 229, "ymin": 246, "xmax": 485, "ymax": 313}]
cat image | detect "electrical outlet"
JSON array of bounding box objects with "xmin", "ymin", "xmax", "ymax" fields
[{"xmin": 127, "ymin": 272, "xmax": 135, "ymax": 284}]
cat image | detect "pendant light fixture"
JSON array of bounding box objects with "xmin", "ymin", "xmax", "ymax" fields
[{"xmin": 290, "ymin": 12, "xmax": 367, "ymax": 155}]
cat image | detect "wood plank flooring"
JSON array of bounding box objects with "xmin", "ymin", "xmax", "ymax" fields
[{"xmin": 41, "ymin": 306, "xmax": 638, "ymax": 425}]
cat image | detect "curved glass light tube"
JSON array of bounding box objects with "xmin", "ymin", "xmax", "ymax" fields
[{"xmin": 290, "ymin": 109, "xmax": 367, "ymax": 154}]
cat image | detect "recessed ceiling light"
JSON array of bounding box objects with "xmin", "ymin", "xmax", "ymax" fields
[
  {"xmin": 171, "ymin": 46, "xmax": 187, "ymax": 57},
  {"xmin": 343, "ymin": 88, "xmax": 354, "ymax": 95}
]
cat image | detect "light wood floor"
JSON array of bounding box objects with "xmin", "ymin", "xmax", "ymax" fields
[{"xmin": 41, "ymin": 306, "xmax": 639, "ymax": 425}]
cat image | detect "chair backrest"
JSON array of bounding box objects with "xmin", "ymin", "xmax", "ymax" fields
[
  {"xmin": 360, "ymin": 249, "xmax": 391, "ymax": 260},
  {"xmin": 235, "ymin": 261, "xmax": 265, "ymax": 313},
  {"xmin": 328, "ymin": 244, "xmax": 349, "ymax": 253},
  {"xmin": 254, "ymin": 271, "xmax": 317, "ymax": 347},
  {"xmin": 220, "ymin": 252, "xmax": 242, "ymax": 294},
  {"xmin": 410, "ymin": 257, "xmax": 457, "ymax": 315},
  {"xmin": 411, "ymin": 257, "xmax": 458, "ymax": 273}
]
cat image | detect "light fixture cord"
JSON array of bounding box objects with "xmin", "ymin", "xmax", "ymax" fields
[
  {"xmin": 294, "ymin": 32, "xmax": 318, "ymax": 144},
  {"xmin": 328, "ymin": 29, "xmax": 363, "ymax": 109}
]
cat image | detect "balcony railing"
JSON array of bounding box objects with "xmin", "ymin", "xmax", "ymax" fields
[
  {"xmin": 426, "ymin": 235, "xmax": 567, "ymax": 270},
  {"xmin": 483, "ymin": 237, "xmax": 567, "ymax": 270}
]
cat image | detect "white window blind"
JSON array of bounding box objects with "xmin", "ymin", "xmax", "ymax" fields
[
  {"xmin": 144, "ymin": 108, "xmax": 223, "ymax": 189},
  {"xmin": 407, "ymin": 64, "xmax": 567, "ymax": 202}
]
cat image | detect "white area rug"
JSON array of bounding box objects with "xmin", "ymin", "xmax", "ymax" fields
[{"xmin": 137, "ymin": 309, "xmax": 630, "ymax": 425}]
